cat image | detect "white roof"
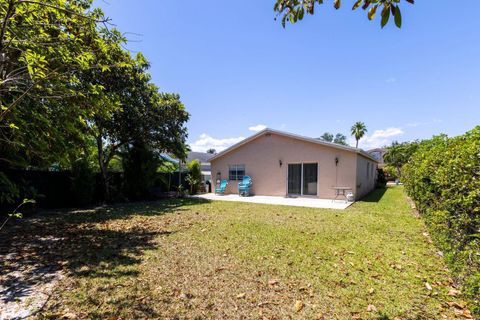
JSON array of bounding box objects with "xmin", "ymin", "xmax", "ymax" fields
[{"xmin": 209, "ymin": 128, "xmax": 378, "ymax": 163}]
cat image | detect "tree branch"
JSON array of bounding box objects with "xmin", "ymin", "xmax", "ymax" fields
[
  {"xmin": 0, "ymin": 0, "xmax": 16, "ymax": 54},
  {"xmin": 16, "ymin": 0, "xmax": 111, "ymax": 23}
]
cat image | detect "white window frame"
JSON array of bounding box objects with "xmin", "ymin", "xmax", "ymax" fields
[{"xmin": 228, "ymin": 164, "xmax": 245, "ymax": 181}]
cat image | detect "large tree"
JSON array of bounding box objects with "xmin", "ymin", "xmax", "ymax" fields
[
  {"xmin": 82, "ymin": 53, "xmax": 189, "ymax": 201},
  {"xmin": 319, "ymin": 132, "xmax": 334, "ymax": 142},
  {"xmin": 0, "ymin": 0, "xmax": 120, "ymax": 168},
  {"xmin": 318, "ymin": 132, "xmax": 347, "ymax": 145},
  {"xmin": 274, "ymin": 0, "xmax": 414, "ymax": 28},
  {"xmin": 333, "ymin": 133, "xmax": 347, "ymax": 145},
  {"xmin": 0, "ymin": 0, "xmax": 190, "ymax": 207}
]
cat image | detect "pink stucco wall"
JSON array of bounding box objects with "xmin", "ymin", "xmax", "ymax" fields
[
  {"xmin": 210, "ymin": 132, "xmax": 376, "ymax": 200},
  {"xmin": 355, "ymin": 153, "xmax": 378, "ymax": 199}
]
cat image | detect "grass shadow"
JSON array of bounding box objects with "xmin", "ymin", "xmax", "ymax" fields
[
  {"xmin": 54, "ymin": 197, "xmax": 211, "ymax": 224},
  {"xmin": 0, "ymin": 197, "xmax": 209, "ymax": 317},
  {"xmin": 358, "ymin": 187, "xmax": 388, "ymax": 203}
]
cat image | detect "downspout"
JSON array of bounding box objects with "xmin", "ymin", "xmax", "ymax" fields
[{"xmin": 354, "ymin": 154, "xmax": 359, "ymax": 201}]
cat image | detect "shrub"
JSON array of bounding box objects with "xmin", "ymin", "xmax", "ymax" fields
[
  {"xmin": 71, "ymin": 158, "xmax": 96, "ymax": 206},
  {"xmin": 0, "ymin": 172, "xmax": 19, "ymax": 206},
  {"xmin": 0, "ymin": 171, "xmax": 38, "ymax": 215},
  {"xmin": 376, "ymin": 168, "xmax": 387, "ymax": 188},
  {"xmin": 122, "ymin": 141, "xmax": 159, "ymax": 200},
  {"xmin": 402, "ymin": 127, "xmax": 480, "ymax": 314},
  {"xmin": 186, "ymin": 160, "xmax": 201, "ymax": 195},
  {"xmin": 383, "ymin": 165, "xmax": 398, "ymax": 181}
]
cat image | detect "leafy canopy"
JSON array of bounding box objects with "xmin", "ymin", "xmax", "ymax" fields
[
  {"xmin": 383, "ymin": 140, "xmax": 418, "ymax": 176},
  {"xmin": 274, "ymin": 0, "xmax": 414, "ymax": 28},
  {"xmin": 0, "ymin": 0, "xmax": 124, "ymax": 168},
  {"xmin": 0, "ymin": 0, "xmax": 190, "ymax": 205}
]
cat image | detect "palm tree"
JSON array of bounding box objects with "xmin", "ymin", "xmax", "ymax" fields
[
  {"xmin": 351, "ymin": 122, "xmax": 367, "ymax": 148},
  {"xmin": 384, "ymin": 141, "xmax": 418, "ymax": 178},
  {"xmin": 384, "ymin": 141, "xmax": 403, "ymax": 178}
]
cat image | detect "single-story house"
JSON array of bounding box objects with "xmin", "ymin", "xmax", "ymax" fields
[{"xmin": 210, "ymin": 129, "xmax": 379, "ymax": 200}]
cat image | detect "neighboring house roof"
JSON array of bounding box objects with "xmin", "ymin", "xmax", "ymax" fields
[
  {"xmin": 186, "ymin": 152, "xmax": 212, "ymax": 173},
  {"xmin": 367, "ymin": 148, "xmax": 386, "ymax": 153},
  {"xmin": 209, "ymin": 128, "xmax": 379, "ymax": 163},
  {"xmin": 186, "ymin": 152, "xmax": 214, "ymax": 164},
  {"xmin": 367, "ymin": 148, "xmax": 386, "ymax": 162}
]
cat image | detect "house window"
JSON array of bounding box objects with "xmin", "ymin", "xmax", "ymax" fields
[{"xmin": 229, "ymin": 164, "xmax": 245, "ymax": 181}]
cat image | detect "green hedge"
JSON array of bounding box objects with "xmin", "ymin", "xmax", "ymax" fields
[{"xmin": 402, "ymin": 126, "xmax": 480, "ymax": 314}]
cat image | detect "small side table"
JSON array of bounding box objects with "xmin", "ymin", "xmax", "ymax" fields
[{"xmin": 332, "ymin": 187, "xmax": 353, "ymax": 203}]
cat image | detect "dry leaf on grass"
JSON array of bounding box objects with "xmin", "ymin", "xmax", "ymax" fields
[
  {"xmin": 367, "ymin": 304, "xmax": 378, "ymax": 312},
  {"xmin": 236, "ymin": 292, "xmax": 246, "ymax": 299},
  {"xmin": 316, "ymin": 312, "xmax": 326, "ymax": 319},
  {"xmin": 447, "ymin": 301, "xmax": 466, "ymax": 310},
  {"xmin": 460, "ymin": 309, "xmax": 474, "ymax": 319},
  {"xmin": 294, "ymin": 300, "xmax": 304, "ymax": 312},
  {"xmin": 447, "ymin": 289, "xmax": 461, "ymax": 296},
  {"xmin": 425, "ymin": 282, "xmax": 432, "ymax": 291},
  {"xmin": 453, "ymin": 307, "xmax": 474, "ymax": 319}
]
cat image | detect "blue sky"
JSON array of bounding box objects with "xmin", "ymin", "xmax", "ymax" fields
[{"xmin": 96, "ymin": 0, "xmax": 480, "ymax": 151}]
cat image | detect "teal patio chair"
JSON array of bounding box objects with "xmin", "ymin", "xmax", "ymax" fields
[
  {"xmin": 215, "ymin": 179, "xmax": 228, "ymax": 195},
  {"xmin": 238, "ymin": 176, "xmax": 252, "ymax": 196}
]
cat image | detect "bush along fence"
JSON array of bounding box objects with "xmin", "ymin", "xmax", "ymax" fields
[
  {"xmin": 402, "ymin": 126, "xmax": 480, "ymax": 314},
  {"xmin": 0, "ymin": 169, "xmax": 189, "ymax": 214}
]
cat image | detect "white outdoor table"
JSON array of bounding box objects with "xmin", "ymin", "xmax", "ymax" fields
[{"xmin": 332, "ymin": 187, "xmax": 352, "ymax": 203}]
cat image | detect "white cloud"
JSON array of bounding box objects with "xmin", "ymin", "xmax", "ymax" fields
[
  {"xmin": 248, "ymin": 124, "xmax": 267, "ymax": 132},
  {"xmin": 370, "ymin": 127, "xmax": 404, "ymax": 139},
  {"xmin": 385, "ymin": 77, "xmax": 397, "ymax": 83},
  {"xmin": 190, "ymin": 133, "xmax": 245, "ymax": 153},
  {"xmin": 349, "ymin": 127, "xmax": 405, "ymax": 150}
]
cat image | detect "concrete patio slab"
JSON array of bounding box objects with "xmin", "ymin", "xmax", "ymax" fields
[{"xmin": 193, "ymin": 193, "xmax": 353, "ymax": 210}]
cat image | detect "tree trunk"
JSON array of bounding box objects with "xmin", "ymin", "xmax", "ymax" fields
[
  {"xmin": 396, "ymin": 165, "xmax": 401, "ymax": 178},
  {"xmin": 96, "ymin": 135, "xmax": 110, "ymax": 202},
  {"xmin": 356, "ymin": 140, "xmax": 359, "ymax": 148}
]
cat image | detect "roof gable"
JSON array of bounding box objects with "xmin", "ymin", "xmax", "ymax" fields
[{"xmin": 209, "ymin": 128, "xmax": 378, "ymax": 162}]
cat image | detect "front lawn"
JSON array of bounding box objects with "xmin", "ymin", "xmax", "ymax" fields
[{"xmin": 1, "ymin": 187, "xmax": 471, "ymax": 319}]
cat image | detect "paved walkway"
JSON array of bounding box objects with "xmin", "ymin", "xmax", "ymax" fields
[
  {"xmin": 194, "ymin": 194, "xmax": 353, "ymax": 209},
  {"xmin": 1, "ymin": 233, "xmax": 64, "ymax": 320}
]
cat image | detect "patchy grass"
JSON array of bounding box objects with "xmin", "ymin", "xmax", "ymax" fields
[{"xmin": 0, "ymin": 187, "xmax": 472, "ymax": 319}]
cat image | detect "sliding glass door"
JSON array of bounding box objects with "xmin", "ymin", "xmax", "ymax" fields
[
  {"xmin": 303, "ymin": 163, "xmax": 318, "ymax": 196},
  {"xmin": 287, "ymin": 164, "xmax": 302, "ymax": 195},
  {"xmin": 287, "ymin": 163, "xmax": 318, "ymax": 196}
]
